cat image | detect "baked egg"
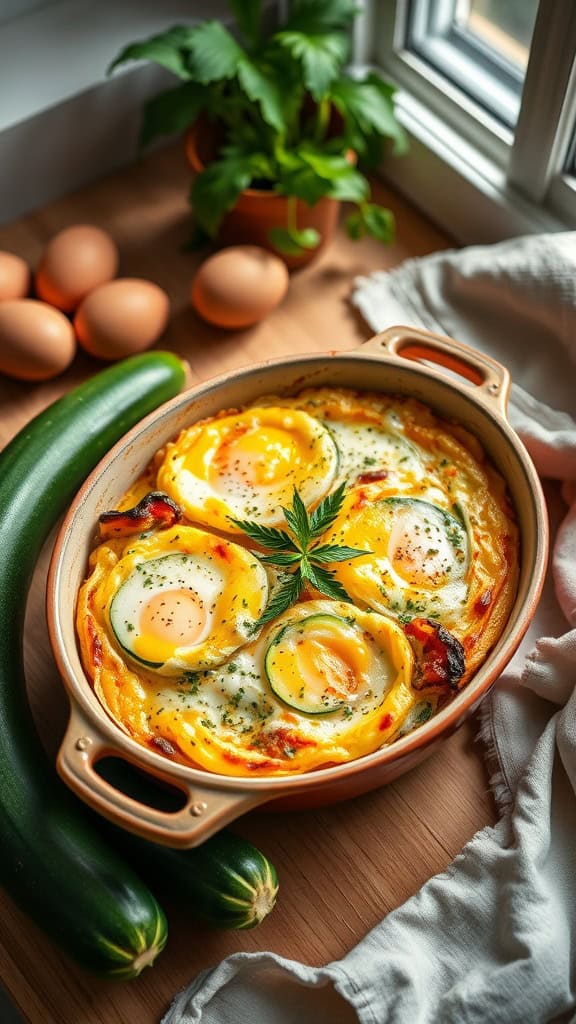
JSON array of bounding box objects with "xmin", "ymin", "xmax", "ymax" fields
[
  {"xmin": 77, "ymin": 524, "xmax": 269, "ymax": 676},
  {"xmin": 324, "ymin": 495, "xmax": 469, "ymax": 627},
  {"xmin": 156, "ymin": 406, "xmax": 339, "ymax": 532}
]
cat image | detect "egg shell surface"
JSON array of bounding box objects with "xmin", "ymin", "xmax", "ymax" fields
[
  {"xmin": 74, "ymin": 278, "xmax": 170, "ymax": 360},
  {"xmin": 191, "ymin": 246, "xmax": 289, "ymax": 328},
  {"xmin": 0, "ymin": 251, "xmax": 30, "ymax": 301},
  {"xmin": 35, "ymin": 224, "xmax": 118, "ymax": 311},
  {"xmin": 0, "ymin": 299, "xmax": 76, "ymax": 381}
]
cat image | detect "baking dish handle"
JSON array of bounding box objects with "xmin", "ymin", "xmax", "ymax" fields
[
  {"xmin": 57, "ymin": 703, "xmax": 269, "ymax": 848},
  {"xmin": 364, "ymin": 326, "xmax": 510, "ymax": 416}
]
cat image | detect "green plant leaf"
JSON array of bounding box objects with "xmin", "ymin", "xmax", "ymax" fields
[
  {"xmin": 298, "ymin": 147, "xmax": 349, "ymax": 176},
  {"xmin": 228, "ymin": 520, "xmax": 298, "ymax": 551},
  {"xmin": 345, "ymin": 204, "xmax": 395, "ymax": 243},
  {"xmin": 276, "ymin": 162, "xmax": 334, "ymax": 205},
  {"xmin": 279, "ymin": 147, "xmax": 369, "ymax": 204},
  {"xmin": 327, "ymin": 167, "xmax": 370, "ymax": 202},
  {"xmin": 309, "ymin": 544, "xmax": 367, "ymax": 563},
  {"xmin": 237, "ymin": 57, "xmax": 287, "ymax": 132},
  {"xmin": 309, "ymin": 481, "xmax": 347, "ymax": 537},
  {"xmin": 190, "ymin": 164, "xmax": 250, "ymax": 236},
  {"xmin": 108, "ymin": 26, "xmax": 196, "ymax": 78},
  {"xmin": 187, "ymin": 22, "xmax": 244, "ymax": 83},
  {"xmin": 330, "ymin": 74, "xmax": 408, "ymax": 155},
  {"xmin": 292, "ymin": 227, "xmax": 321, "ymax": 248},
  {"xmin": 229, "ymin": 0, "xmax": 262, "ymax": 47},
  {"xmin": 284, "ymin": 0, "xmax": 358, "ymax": 34},
  {"xmin": 190, "ymin": 148, "xmax": 270, "ymax": 235},
  {"xmin": 344, "ymin": 125, "xmax": 387, "ymax": 169},
  {"xmin": 282, "ymin": 489, "xmax": 310, "ymax": 546},
  {"xmin": 268, "ymin": 226, "xmax": 320, "ymax": 256},
  {"xmin": 259, "ymin": 551, "xmax": 303, "ymax": 566},
  {"xmin": 268, "ymin": 228, "xmax": 304, "ymax": 257},
  {"xmin": 212, "ymin": 95, "xmax": 277, "ymax": 157},
  {"xmin": 234, "ymin": 484, "xmax": 364, "ymax": 622},
  {"xmin": 345, "ymin": 211, "xmax": 366, "ymax": 240},
  {"xmin": 303, "ymin": 563, "xmax": 353, "ymax": 602},
  {"xmin": 295, "ymin": 150, "xmax": 370, "ymax": 202},
  {"xmin": 140, "ymin": 82, "xmax": 209, "ymax": 147},
  {"xmin": 362, "ymin": 204, "xmax": 396, "ymax": 244},
  {"xmin": 276, "ymin": 30, "xmax": 350, "ymax": 98},
  {"xmin": 257, "ymin": 572, "xmax": 304, "ymax": 627}
]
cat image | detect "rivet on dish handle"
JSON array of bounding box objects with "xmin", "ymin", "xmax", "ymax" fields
[
  {"xmin": 57, "ymin": 703, "xmax": 269, "ymax": 848},
  {"xmin": 363, "ymin": 326, "xmax": 510, "ymax": 417}
]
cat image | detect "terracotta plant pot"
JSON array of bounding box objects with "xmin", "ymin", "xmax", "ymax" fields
[{"xmin": 185, "ymin": 121, "xmax": 343, "ymax": 270}]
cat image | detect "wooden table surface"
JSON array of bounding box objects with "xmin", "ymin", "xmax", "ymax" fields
[{"xmin": 0, "ymin": 145, "xmax": 497, "ymax": 1024}]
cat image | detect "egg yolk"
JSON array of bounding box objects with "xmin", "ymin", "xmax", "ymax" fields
[
  {"xmin": 134, "ymin": 589, "xmax": 207, "ymax": 663},
  {"xmin": 295, "ymin": 631, "xmax": 368, "ymax": 701},
  {"xmin": 213, "ymin": 424, "xmax": 296, "ymax": 486},
  {"xmin": 157, "ymin": 406, "xmax": 339, "ymax": 531},
  {"xmin": 268, "ymin": 618, "xmax": 372, "ymax": 712}
]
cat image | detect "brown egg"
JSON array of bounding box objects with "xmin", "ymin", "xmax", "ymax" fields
[
  {"xmin": 0, "ymin": 299, "xmax": 76, "ymax": 381},
  {"xmin": 0, "ymin": 251, "xmax": 31, "ymax": 301},
  {"xmin": 191, "ymin": 246, "xmax": 289, "ymax": 328},
  {"xmin": 74, "ymin": 278, "xmax": 170, "ymax": 360},
  {"xmin": 36, "ymin": 224, "xmax": 118, "ymax": 311}
]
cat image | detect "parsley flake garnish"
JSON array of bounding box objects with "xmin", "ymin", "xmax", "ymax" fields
[{"xmin": 231, "ymin": 483, "xmax": 368, "ymax": 626}]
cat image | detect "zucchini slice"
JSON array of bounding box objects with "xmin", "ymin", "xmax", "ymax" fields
[
  {"xmin": 265, "ymin": 612, "xmax": 370, "ymax": 714},
  {"xmin": 109, "ymin": 554, "xmax": 209, "ymax": 668}
]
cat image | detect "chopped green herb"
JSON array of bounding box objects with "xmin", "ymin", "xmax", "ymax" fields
[{"xmin": 231, "ymin": 484, "xmax": 369, "ymax": 626}]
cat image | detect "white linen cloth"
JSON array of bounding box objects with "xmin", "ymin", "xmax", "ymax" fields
[{"xmin": 163, "ymin": 233, "xmax": 576, "ymax": 1024}]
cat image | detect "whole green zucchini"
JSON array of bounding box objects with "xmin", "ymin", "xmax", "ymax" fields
[
  {"xmin": 98, "ymin": 760, "xmax": 280, "ymax": 930},
  {"xmin": 0, "ymin": 352, "xmax": 185, "ymax": 977},
  {"xmin": 115, "ymin": 824, "xmax": 279, "ymax": 930},
  {"xmin": 146, "ymin": 829, "xmax": 278, "ymax": 929}
]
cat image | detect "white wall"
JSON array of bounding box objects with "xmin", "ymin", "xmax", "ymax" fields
[{"xmin": 0, "ymin": 0, "xmax": 230, "ymax": 223}]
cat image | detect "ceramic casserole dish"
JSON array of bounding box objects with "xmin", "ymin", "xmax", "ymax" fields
[{"xmin": 47, "ymin": 326, "xmax": 548, "ymax": 847}]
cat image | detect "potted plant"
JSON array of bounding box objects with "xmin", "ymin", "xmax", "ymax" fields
[{"xmin": 111, "ymin": 0, "xmax": 407, "ymax": 265}]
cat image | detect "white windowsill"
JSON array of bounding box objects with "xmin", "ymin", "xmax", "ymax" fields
[
  {"xmin": 379, "ymin": 85, "xmax": 568, "ymax": 245},
  {"xmin": 355, "ymin": 1, "xmax": 575, "ymax": 244}
]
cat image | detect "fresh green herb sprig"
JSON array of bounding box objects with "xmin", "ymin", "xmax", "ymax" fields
[{"xmin": 231, "ymin": 482, "xmax": 367, "ymax": 626}]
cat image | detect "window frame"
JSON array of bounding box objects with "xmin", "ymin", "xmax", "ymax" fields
[
  {"xmin": 407, "ymin": 0, "xmax": 529, "ymax": 129},
  {"xmin": 355, "ymin": 0, "xmax": 576, "ymax": 242}
]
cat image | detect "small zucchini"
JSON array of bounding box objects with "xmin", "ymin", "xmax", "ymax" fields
[
  {"xmin": 118, "ymin": 827, "xmax": 279, "ymax": 930},
  {"xmin": 98, "ymin": 760, "xmax": 280, "ymax": 930},
  {"xmin": 0, "ymin": 352, "xmax": 185, "ymax": 976}
]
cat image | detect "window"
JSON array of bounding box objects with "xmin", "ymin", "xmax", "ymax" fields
[
  {"xmin": 407, "ymin": 0, "xmax": 539, "ymax": 128},
  {"xmin": 356, "ymin": 0, "xmax": 576, "ymax": 242}
]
